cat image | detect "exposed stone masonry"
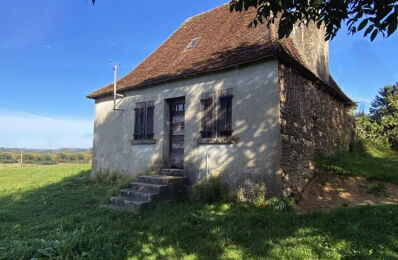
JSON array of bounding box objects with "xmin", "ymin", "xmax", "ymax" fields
[{"xmin": 279, "ymin": 64, "xmax": 354, "ymax": 197}]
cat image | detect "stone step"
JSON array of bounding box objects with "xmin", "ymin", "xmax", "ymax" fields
[
  {"xmin": 128, "ymin": 182, "xmax": 168, "ymax": 193},
  {"xmin": 138, "ymin": 175, "xmax": 186, "ymax": 185},
  {"xmin": 120, "ymin": 189, "xmax": 158, "ymax": 201},
  {"xmin": 103, "ymin": 175, "xmax": 188, "ymax": 212},
  {"xmin": 109, "ymin": 196, "xmax": 150, "ymax": 211},
  {"xmin": 161, "ymin": 168, "xmax": 185, "ymax": 176}
]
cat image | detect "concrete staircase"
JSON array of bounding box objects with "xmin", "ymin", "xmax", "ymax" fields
[{"xmin": 103, "ymin": 170, "xmax": 187, "ymax": 212}]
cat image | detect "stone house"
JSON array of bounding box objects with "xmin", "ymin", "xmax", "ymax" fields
[{"xmin": 87, "ymin": 4, "xmax": 354, "ymax": 198}]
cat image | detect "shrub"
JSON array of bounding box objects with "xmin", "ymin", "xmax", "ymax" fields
[
  {"xmin": 192, "ymin": 175, "xmax": 229, "ymax": 203},
  {"xmin": 251, "ymin": 183, "xmax": 267, "ymax": 207},
  {"xmin": 355, "ymin": 114, "xmax": 391, "ymax": 151},
  {"xmin": 40, "ymin": 160, "xmax": 57, "ymax": 165},
  {"xmin": 386, "ymin": 127, "xmax": 398, "ymax": 151},
  {"xmin": 349, "ymin": 138, "xmax": 367, "ymax": 153},
  {"xmin": 356, "ymin": 83, "xmax": 398, "ymax": 151},
  {"xmin": 92, "ymin": 170, "xmax": 124, "ymax": 186},
  {"xmin": 266, "ymin": 197, "xmax": 288, "ymax": 212},
  {"xmin": 373, "ymin": 138, "xmax": 392, "ymax": 152}
]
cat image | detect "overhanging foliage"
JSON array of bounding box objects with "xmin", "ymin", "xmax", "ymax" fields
[{"xmin": 229, "ymin": 0, "xmax": 398, "ymax": 41}]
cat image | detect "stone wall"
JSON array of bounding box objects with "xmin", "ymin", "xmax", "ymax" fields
[{"xmin": 279, "ymin": 64, "xmax": 354, "ymax": 197}]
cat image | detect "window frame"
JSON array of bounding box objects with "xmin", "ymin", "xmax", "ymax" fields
[
  {"xmin": 200, "ymin": 89, "xmax": 233, "ymax": 139},
  {"xmin": 133, "ymin": 100, "xmax": 155, "ymax": 140}
]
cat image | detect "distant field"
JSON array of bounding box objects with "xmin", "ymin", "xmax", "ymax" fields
[
  {"xmin": 1, "ymin": 164, "xmax": 398, "ymax": 259},
  {"xmin": 0, "ymin": 163, "xmax": 88, "ymax": 169},
  {"xmin": 0, "ymin": 151, "xmax": 91, "ymax": 165}
]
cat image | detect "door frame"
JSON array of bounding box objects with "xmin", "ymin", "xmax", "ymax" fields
[{"xmin": 164, "ymin": 97, "xmax": 185, "ymax": 169}]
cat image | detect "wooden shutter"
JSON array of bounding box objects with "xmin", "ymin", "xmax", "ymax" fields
[
  {"xmin": 145, "ymin": 101, "xmax": 154, "ymax": 139},
  {"xmin": 200, "ymin": 92, "xmax": 215, "ymax": 138},
  {"xmin": 134, "ymin": 102, "xmax": 146, "ymax": 140},
  {"xmin": 217, "ymin": 89, "xmax": 233, "ymax": 137}
]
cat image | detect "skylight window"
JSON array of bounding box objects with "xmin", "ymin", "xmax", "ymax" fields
[{"xmin": 185, "ymin": 37, "xmax": 201, "ymax": 50}]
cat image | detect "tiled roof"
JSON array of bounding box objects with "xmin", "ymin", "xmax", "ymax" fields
[{"xmin": 87, "ymin": 4, "xmax": 352, "ymax": 103}]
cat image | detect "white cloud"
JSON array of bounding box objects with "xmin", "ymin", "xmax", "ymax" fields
[{"xmin": 0, "ymin": 110, "xmax": 93, "ymax": 149}]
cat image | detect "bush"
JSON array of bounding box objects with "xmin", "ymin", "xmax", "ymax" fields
[
  {"xmin": 192, "ymin": 175, "xmax": 229, "ymax": 203},
  {"xmin": 349, "ymin": 138, "xmax": 367, "ymax": 153},
  {"xmin": 266, "ymin": 197, "xmax": 288, "ymax": 212},
  {"xmin": 373, "ymin": 138, "xmax": 392, "ymax": 152},
  {"xmin": 92, "ymin": 170, "xmax": 123, "ymax": 186},
  {"xmin": 387, "ymin": 127, "xmax": 398, "ymax": 151},
  {"xmin": 355, "ymin": 114, "xmax": 392, "ymax": 152},
  {"xmin": 357, "ymin": 83, "xmax": 398, "ymax": 151},
  {"xmin": 251, "ymin": 183, "xmax": 267, "ymax": 207}
]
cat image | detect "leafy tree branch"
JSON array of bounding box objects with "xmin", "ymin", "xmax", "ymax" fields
[{"xmin": 229, "ymin": 0, "xmax": 398, "ymax": 41}]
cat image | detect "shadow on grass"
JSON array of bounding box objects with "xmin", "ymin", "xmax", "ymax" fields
[
  {"xmin": 317, "ymin": 149, "xmax": 398, "ymax": 185},
  {"xmin": 0, "ymin": 170, "xmax": 398, "ymax": 259}
]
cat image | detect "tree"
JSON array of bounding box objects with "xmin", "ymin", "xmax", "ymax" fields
[
  {"xmin": 369, "ymin": 83, "xmax": 398, "ymax": 150},
  {"xmin": 370, "ymin": 83, "xmax": 398, "ymax": 123},
  {"xmin": 229, "ymin": 0, "xmax": 398, "ymax": 41}
]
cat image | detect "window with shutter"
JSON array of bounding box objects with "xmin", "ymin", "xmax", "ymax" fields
[
  {"xmin": 200, "ymin": 92, "xmax": 215, "ymax": 138},
  {"xmin": 146, "ymin": 101, "xmax": 154, "ymax": 139},
  {"xmin": 134, "ymin": 101, "xmax": 155, "ymax": 140},
  {"xmin": 218, "ymin": 89, "xmax": 233, "ymax": 137},
  {"xmin": 200, "ymin": 89, "xmax": 233, "ymax": 139}
]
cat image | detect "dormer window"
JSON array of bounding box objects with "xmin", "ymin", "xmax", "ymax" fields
[{"xmin": 185, "ymin": 37, "xmax": 201, "ymax": 50}]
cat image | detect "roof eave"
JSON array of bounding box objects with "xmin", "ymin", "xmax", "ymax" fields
[
  {"xmin": 87, "ymin": 53, "xmax": 354, "ymax": 105},
  {"xmin": 86, "ymin": 53, "xmax": 278, "ymax": 100}
]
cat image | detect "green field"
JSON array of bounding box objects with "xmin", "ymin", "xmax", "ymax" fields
[{"xmin": 1, "ymin": 164, "xmax": 398, "ymax": 259}]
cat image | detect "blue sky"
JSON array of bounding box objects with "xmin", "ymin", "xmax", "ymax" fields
[{"xmin": 1, "ymin": 0, "xmax": 397, "ymax": 149}]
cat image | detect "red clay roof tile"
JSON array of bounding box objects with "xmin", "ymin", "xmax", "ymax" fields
[{"xmin": 87, "ymin": 4, "xmax": 352, "ymax": 103}]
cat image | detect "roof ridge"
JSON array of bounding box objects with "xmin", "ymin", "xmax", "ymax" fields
[{"xmin": 185, "ymin": 3, "xmax": 229, "ymax": 22}]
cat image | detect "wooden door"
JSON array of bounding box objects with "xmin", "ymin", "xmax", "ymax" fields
[{"xmin": 169, "ymin": 101, "xmax": 185, "ymax": 169}]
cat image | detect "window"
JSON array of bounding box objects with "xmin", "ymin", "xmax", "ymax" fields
[
  {"xmin": 185, "ymin": 37, "xmax": 201, "ymax": 50},
  {"xmin": 134, "ymin": 101, "xmax": 154, "ymax": 140},
  {"xmin": 200, "ymin": 89, "xmax": 233, "ymax": 138}
]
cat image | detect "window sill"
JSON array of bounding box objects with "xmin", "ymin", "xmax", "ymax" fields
[
  {"xmin": 196, "ymin": 136, "xmax": 238, "ymax": 145},
  {"xmin": 130, "ymin": 139, "xmax": 157, "ymax": 145}
]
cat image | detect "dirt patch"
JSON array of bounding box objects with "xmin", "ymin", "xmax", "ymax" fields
[{"xmin": 295, "ymin": 170, "xmax": 398, "ymax": 213}]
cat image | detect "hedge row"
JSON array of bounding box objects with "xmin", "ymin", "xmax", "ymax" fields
[{"xmin": 0, "ymin": 151, "xmax": 92, "ymax": 165}]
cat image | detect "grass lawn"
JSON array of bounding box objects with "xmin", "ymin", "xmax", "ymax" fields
[
  {"xmin": 318, "ymin": 147, "xmax": 398, "ymax": 185},
  {"xmin": 1, "ymin": 164, "xmax": 398, "ymax": 259}
]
